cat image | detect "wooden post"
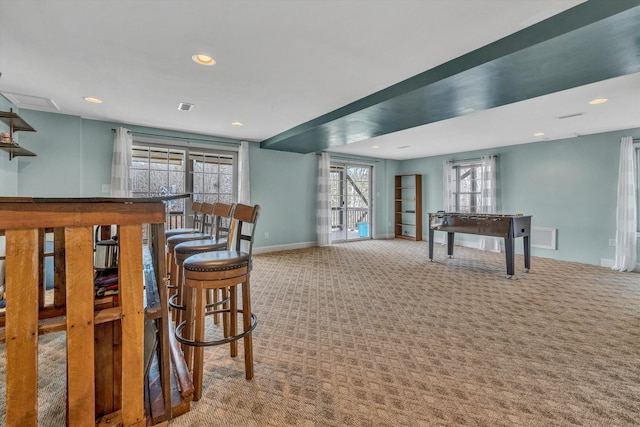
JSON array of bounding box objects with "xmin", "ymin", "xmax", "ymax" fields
[
  {"xmin": 5, "ymin": 229, "xmax": 39, "ymax": 426},
  {"xmin": 118, "ymin": 224, "xmax": 146, "ymax": 426},
  {"xmin": 65, "ymin": 226, "xmax": 97, "ymax": 425}
]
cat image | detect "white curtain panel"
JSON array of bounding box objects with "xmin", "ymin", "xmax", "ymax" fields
[
  {"xmin": 443, "ymin": 159, "xmax": 455, "ymax": 211},
  {"xmin": 238, "ymin": 141, "xmax": 251, "ymax": 204},
  {"xmin": 110, "ymin": 127, "xmax": 132, "ymax": 197},
  {"xmin": 478, "ymin": 155, "xmax": 501, "ymax": 252},
  {"xmin": 612, "ymin": 136, "xmax": 637, "ymax": 272},
  {"xmin": 317, "ymin": 152, "xmax": 331, "ymax": 247}
]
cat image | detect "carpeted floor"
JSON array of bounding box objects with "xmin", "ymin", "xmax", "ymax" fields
[{"xmin": 1, "ymin": 239, "xmax": 639, "ymax": 426}]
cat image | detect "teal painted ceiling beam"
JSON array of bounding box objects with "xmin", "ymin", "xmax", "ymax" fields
[{"xmin": 260, "ymin": 0, "xmax": 640, "ymax": 154}]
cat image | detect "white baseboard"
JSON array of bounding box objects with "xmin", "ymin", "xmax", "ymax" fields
[
  {"xmin": 255, "ymin": 235, "xmax": 399, "ymax": 254},
  {"xmin": 253, "ymin": 241, "xmax": 317, "ymax": 255},
  {"xmin": 377, "ymin": 233, "xmax": 395, "ymax": 240},
  {"xmin": 430, "ymin": 234, "xmax": 479, "ymax": 250},
  {"xmin": 600, "ymin": 258, "xmax": 640, "ymax": 272},
  {"xmin": 600, "ymin": 258, "xmax": 614, "ymax": 268}
]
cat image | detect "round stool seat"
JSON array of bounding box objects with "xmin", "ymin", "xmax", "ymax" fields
[
  {"xmin": 183, "ymin": 251, "xmax": 249, "ymax": 272},
  {"xmin": 167, "ymin": 232, "xmax": 211, "ymax": 249},
  {"xmin": 174, "ymin": 239, "xmax": 228, "ymax": 260},
  {"xmin": 165, "ymin": 227, "xmax": 199, "ymax": 238},
  {"xmin": 169, "ymin": 239, "xmax": 228, "ymax": 314},
  {"xmin": 170, "ymin": 238, "xmax": 231, "ymax": 317}
]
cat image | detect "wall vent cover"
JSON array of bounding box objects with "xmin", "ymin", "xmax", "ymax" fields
[{"xmin": 531, "ymin": 226, "xmax": 557, "ymax": 250}]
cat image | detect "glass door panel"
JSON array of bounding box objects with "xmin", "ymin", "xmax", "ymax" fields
[
  {"xmin": 345, "ymin": 166, "xmax": 370, "ymax": 240},
  {"xmin": 329, "ymin": 166, "xmax": 345, "ymax": 241},
  {"xmin": 330, "ymin": 163, "xmax": 372, "ymax": 242}
]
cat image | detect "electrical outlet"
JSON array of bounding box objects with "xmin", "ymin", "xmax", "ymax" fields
[
  {"xmin": 609, "ymin": 238, "xmax": 616, "ymax": 246},
  {"xmin": 102, "ymin": 184, "xmax": 111, "ymax": 193},
  {"xmin": 264, "ymin": 232, "xmax": 269, "ymax": 240}
]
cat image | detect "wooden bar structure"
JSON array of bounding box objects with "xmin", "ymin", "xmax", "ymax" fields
[{"xmin": 0, "ymin": 196, "xmax": 190, "ymax": 426}]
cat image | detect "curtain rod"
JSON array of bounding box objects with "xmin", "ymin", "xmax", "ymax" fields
[
  {"xmin": 316, "ymin": 152, "xmax": 380, "ymax": 163},
  {"xmin": 451, "ymin": 154, "xmax": 497, "ymax": 163},
  {"xmin": 111, "ymin": 128, "xmax": 241, "ymax": 146}
]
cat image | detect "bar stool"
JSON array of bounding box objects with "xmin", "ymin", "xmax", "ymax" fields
[
  {"xmin": 176, "ymin": 203, "xmax": 260, "ymax": 401},
  {"xmin": 164, "ymin": 201, "xmax": 205, "ymax": 286},
  {"xmin": 170, "ymin": 202, "xmax": 235, "ymax": 342},
  {"xmin": 165, "ymin": 201, "xmax": 204, "ymax": 239},
  {"xmin": 166, "ymin": 202, "xmax": 216, "ymax": 321}
]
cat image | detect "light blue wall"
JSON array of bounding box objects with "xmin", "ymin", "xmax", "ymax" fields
[
  {"xmin": 400, "ymin": 128, "xmax": 640, "ymax": 266},
  {"xmin": 1, "ymin": 104, "xmax": 638, "ymax": 266},
  {"xmin": 249, "ymin": 147, "xmax": 317, "ymax": 248},
  {"xmin": 16, "ymin": 110, "xmax": 84, "ymax": 196},
  {"xmin": 0, "ymin": 96, "xmax": 19, "ymax": 196}
]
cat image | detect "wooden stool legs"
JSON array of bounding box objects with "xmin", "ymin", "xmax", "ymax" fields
[
  {"xmin": 187, "ymin": 279, "xmax": 254, "ymax": 401},
  {"xmin": 242, "ymin": 278, "xmax": 254, "ymax": 379}
]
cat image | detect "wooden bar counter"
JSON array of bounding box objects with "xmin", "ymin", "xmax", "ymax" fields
[{"xmin": 0, "ymin": 196, "xmax": 167, "ymax": 426}]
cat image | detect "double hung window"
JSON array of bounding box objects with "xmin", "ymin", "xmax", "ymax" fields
[
  {"xmin": 444, "ymin": 158, "xmax": 496, "ymax": 214},
  {"xmin": 451, "ymin": 161, "xmax": 483, "ymax": 213}
]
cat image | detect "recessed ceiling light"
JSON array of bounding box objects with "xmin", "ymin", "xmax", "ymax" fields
[
  {"xmin": 533, "ymin": 132, "xmax": 545, "ymax": 137},
  {"xmin": 371, "ymin": 145, "xmax": 380, "ymax": 149},
  {"xmin": 231, "ymin": 121, "xmax": 243, "ymax": 127},
  {"xmin": 588, "ymin": 98, "xmax": 608, "ymax": 105},
  {"xmin": 192, "ymin": 54, "xmax": 215, "ymax": 66},
  {"xmin": 84, "ymin": 96, "xmax": 102, "ymax": 104},
  {"xmin": 177, "ymin": 102, "xmax": 194, "ymax": 111}
]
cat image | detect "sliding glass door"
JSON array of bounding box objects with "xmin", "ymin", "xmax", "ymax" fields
[
  {"xmin": 329, "ymin": 163, "xmax": 372, "ymax": 242},
  {"xmin": 130, "ymin": 143, "xmax": 236, "ymax": 229}
]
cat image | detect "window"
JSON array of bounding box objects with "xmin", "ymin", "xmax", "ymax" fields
[
  {"xmin": 190, "ymin": 151, "xmax": 235, "ymax": 205},
  {"xmin": 130, "ymin": 141, "xmax": 237, "ymax": 228},
  {"xmin": 452, "ymin": 162, "xmax": 483, "ymax": 213},
  {"xmin": 444, "ymin": 156, "xmax": 497, "ymax": 214}
]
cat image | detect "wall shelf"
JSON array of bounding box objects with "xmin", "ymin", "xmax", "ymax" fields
[
  {"xmin": 0, "ymin": 142, "xmax": 37, "ymax": 159},
  {"xmin": 0, "ymin": 110, "xmax": 37, "ymax": 160}
]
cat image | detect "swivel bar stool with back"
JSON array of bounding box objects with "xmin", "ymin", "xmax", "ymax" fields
[
  {"xmin": 164, "ymin": 200, "xmax": 204, "ymax": 274},
  {"xmin": 166, "ymin": 202, "xmax": 217, "ymax": 321},
  {"xmin": 170, "ymin": 202, "xmax": 235, "ymax": 363},
  {"xmin": 165, "ymin": 200, "xmax": 205, "ymax": 239},
  {"xmin": 176, "ymin": 203, "xmax": 260, "ymax": 401}
]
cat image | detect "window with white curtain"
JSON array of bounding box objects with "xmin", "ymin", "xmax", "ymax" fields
[{"xmin": 451, "ymin": 161, "xmax": 484, "ymax": 213}]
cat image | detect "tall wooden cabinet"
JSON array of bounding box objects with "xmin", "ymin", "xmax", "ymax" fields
[{"xmin": 394, "ymin": 174, "xmax": 422, "ymax": 241}]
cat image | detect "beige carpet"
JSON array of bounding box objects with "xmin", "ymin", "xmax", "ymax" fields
[{"xmin": 2, "ymin": 239, "xmax": 640, "ymax": 426}]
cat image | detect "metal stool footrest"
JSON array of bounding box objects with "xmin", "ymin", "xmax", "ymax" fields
[
  {"xmin": 175, "ymin": 309, "xmax": 258, "ymax": 347},
  {"xmin": 168, "ymin": 293, "xmax": 185, "ymax": 311},
  {"xmin": 168, "ymin": 293, "xmax": 230, "ymax": 312},
  {"xmin": 205, "ymin": 296, "xmax": 230, "ymax": 310}
]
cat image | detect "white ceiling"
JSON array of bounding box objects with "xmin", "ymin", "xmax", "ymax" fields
[{"xmin": 0, "ymin": 0, "xmax": 638, "ymax": 160}]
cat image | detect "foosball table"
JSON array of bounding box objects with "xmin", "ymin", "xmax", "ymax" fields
[{"xmin": 428, "ymin": 212, "xmax": 532, "ymax": 277}]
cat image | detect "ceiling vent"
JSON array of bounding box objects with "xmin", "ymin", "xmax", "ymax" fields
[
  {"xmin": 557, "ymin": 112, "xmax": 584, "ymax": 119},
  {"xmin": 2, "ymin": 92, "xmax": 59, "ymax": 111},
  {"xmin": 177, "ymin": 102, "xmax": 194, "ymax": 111}
]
